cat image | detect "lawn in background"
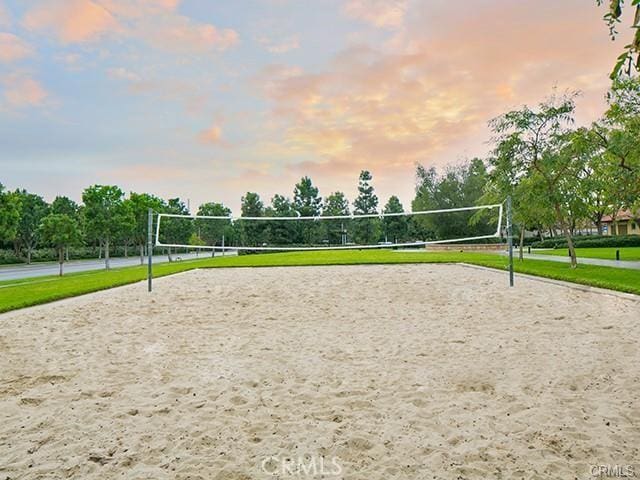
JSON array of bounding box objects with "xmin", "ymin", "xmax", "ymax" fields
[
  {"xmin": 531, "ymin": 246, "xmax": 640, "ymax": 261},
  {"xmin": 1, "ymin": 249, "xmax": 639, "ymax": 314}
]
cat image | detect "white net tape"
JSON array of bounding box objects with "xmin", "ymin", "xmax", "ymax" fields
[{"xmin": 155, "ymin": 203, "xmax": 503, "ymax": 252}]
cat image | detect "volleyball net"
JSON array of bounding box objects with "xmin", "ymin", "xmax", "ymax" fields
[{"xmin": 154, "ymin": 203, "xmax": 504, "ymax": 252}]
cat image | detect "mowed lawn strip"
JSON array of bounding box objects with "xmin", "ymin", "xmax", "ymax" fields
[
  {"xmin": 1, "ymin": 250, "xmax": 638, "ymax": 313},
  {"xmin": 531, "ymin": 246, "xmax": 640, "ymax": 261}
]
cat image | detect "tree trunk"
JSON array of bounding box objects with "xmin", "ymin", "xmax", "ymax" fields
[
  {"xmin": 519, "ymin": 225, "xmax": 525, "ymax": 261},
  {"xmin": 554, "ymin": 204, "xmax": 577, "ymax": 268},
  {"xmin": 105, "ymin": 238, "xmax": 111, "ymax": 270},
  {"xmin": 98, "ymin": 243, "xmax": 103, "ymax": 259},
  {"xmin": 124, "ymin": 244, "xmax": 128, "ymax": 257},
  {"xmin": 27, "ymin": 247, "xmax": 32, "ymax": 265},
  {"xmin": 140, "ymin": 244, "xmax": 145, "ymax": 265},
  {"xmin": 58, "ymin": 247, "xmax": 64, "ymax": 276},
  {"xmin": 65, "ymin": 246, "xmax": 69, "ymax": 262},
  {"xmin": 167, "ymin": 247, "xmax": 173, "ymax": 262}
]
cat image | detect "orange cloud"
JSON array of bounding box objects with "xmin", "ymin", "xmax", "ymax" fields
[
  {"xmin": 1, "ymin": 73, "xmax": 48, "ymax": 108},
  {"xmin": 343, "ymin": 0, "xmax": 407, "ymax": 28},
  {"xmin": 23, "ymin": 0, "xmax": 118, "ymax": 43},
  {"xmin": 0, "ymin": 33, "xmax": 33, "ymax": 62},
  {"xmin": 198, "ymin": 124, "xmax": 223, "ymax": 145},
  {"xmin": 22, "ymin": 0, "xmax": 238, "ymax": 53},
  {"xmin": 249, "ymin": 0, "xmax": 619, "ymax": 209}
]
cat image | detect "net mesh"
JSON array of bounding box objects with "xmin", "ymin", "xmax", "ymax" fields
[{"xmin": 155, "ymin": 203, "xmax": 503, "ymax": 252}]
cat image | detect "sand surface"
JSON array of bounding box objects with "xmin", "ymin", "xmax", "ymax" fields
[{"xmin": 0, "ymin": 264, "xmax": 639, "ymax": 479}]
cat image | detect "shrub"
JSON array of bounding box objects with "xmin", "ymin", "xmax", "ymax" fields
[{"xmin": 531, "ymin": 234, "xmax": 640, "ymax": 249}]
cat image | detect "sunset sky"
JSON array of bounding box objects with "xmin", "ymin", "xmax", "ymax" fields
[{"xmin": 0, "ymin": 0, "xmax": 629, "ymax": 213}]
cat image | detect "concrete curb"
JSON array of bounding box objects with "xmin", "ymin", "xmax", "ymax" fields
[{"xmin": 459, "ymin": 262, "xmax": 640, "ymax": 303}]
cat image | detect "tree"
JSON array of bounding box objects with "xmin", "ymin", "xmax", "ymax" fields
[
  {"xmin": 591, "ymin": 77, "xmax": 640, "ymax": 214},
  {"xmin": 14, "ymin": 190, "xmax": 49, "ymax": 264},
  {"xmin": 128, "ymin": 192, "xmax": 166, "ymax": 265},
  {"xmin": 353, "ymin": 170, "xmax": 380, "ymax": 244},
  {"xmin": 51, "ymin": 196, "xmax": 79, "ymax": 217},
  {"xmin": 293, "ymin": 176, "xmax": 323, "ymax": 245},
  {"xmin": 117, "ymin": 199, "xmax": 136, "ymax": 257},
  {"xmin": 323, "ymin": 192, "xmax": 350, "ymax": 245},
  {"xmin": 411, "ymin": 165, "xmax": 438, "ymax": 239},
  {"xmin": 239, "ymin": 192, "xmax": 266, "ymax": 247},
  {"xmin": 0, "ymin": 183, "xmax": 20, "ymax": 245},
  {"xmin": 293, "ymin": 176, "xmax": 322, "ymax": 216},
  {"xmin": 161, "ymin": 198, "xmax": 193, "ymax": 261},
  {"xmin": 382, "ymin": 196, "xmax": 408, "ymax": 243},
  {"xmin": 266, "ymin": 194, "xmax": 297, "ymax": 246},
  {"xmin": 196, "ymin": 202, "xmax": 232, "ymax": 256},
  {"xmin": 50, "ymin": 196, "xmax": 80, "ymax": 261},
  {"xmin": 597, "ymin": 0, "xmax": 640, "ymax": 77},
  {"xmin": 39, "ymin": 214, "xmax": 82, "ymax": 276},
  {"xmin": 413, "ymin": 160, "xmax": 491, "ymax": 242},
  {"xmin": 82, "ymin": 185, "xmax": 128, "ymax": 270},
  {"xmin": 489, "ymin": 94, "xmax": 586, "ymax": 267}
]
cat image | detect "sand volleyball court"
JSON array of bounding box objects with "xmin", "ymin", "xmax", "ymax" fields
[{"xmin": 0, "ymin": 264, "xmax": 639, "ymax": 479}]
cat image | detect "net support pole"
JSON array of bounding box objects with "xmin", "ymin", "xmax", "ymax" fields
[
  {"xmin": 506, "ymin": 196, "xmax": 514, "ymax": 287},
  {"xmin": 147, "ymin": 208, "xmax": 153, "ymax": 292}
]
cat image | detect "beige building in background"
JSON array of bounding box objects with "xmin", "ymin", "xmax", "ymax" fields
[{"xmin": 601, "ymin": 210, "xmax": 639, "ymax": 236}]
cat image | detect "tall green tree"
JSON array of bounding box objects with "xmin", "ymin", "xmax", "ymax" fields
[
  {"xmin": 50, "ymin": 196, "xmax": 80, "ymax": 261},
  {"xmin": 382, "ymin": 196, "xmax": 408, "ymax": 243},
  {"xmin": 39, "ymin": 214, "xmax": 82, "ymax": 276},
  {"xmin": 413, "ymin": 160, "xmax": 491, "ymax": 242},
  {"xmin": 411, "ymin": 165, "xmax": 438, "ymax": 239},
  {"xmin": 82, "ymin": 185, "xmax": 128, "ymax": 270},
  {"xmin": 323, "ymin": 191, "xmax": 350, "ymax": 245},
  {"xmin": 597, "ymin": 0, "xmax": 640, "ymax": 77},
  {"xmin": 239, "ymin": 192, "xmax": 266, "ymax": 247},
  {"xmin": 353, "ymin": 170, "xmax": 380, "ymax": 244},
  {"xmin": 128, "ymin": 192, "xmax": 166, "ymax": 264},
  {"xmin": 51, "ymin": 196, "xmax": 79, "ymax": 217},
  {"xmin": 0, "ymin": 183, "xmax": 21, "ymax": 245},
  {"xmin": 266, "ymin": 194, "xmax": 297, "ymax": 246},
  {"xmin": 293, "ymin": 176, "xmax": 323, "ymax": 245},
  {"xmin": 160, "ymin": 198, "xmax": 193, "ymax": 261},
  {"xmin": 489, "ymin": 94, "xmax": 586, "ymax": 267},
  {"xmin": 196, "ymin": 202, "xmax": 232, "ymax": 255},
  {"xmin": 14, "ymin": 190, "xmax": 49, "ymax": 264}
]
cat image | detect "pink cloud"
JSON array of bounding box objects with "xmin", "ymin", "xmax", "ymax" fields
[
  {"xmin": 248, "ymin": 0, "xmax": 620, "ymax": 209},
  {"xmin": 1, "ymin": 73, "xmax": 48, "ymax": 108},
  {"xmin": 198, "ymin": 124, "xmax": 224, "ymax": 145},
  {"xmin": 22, "ymin": 0, "xmax": 238, "ymax": 53},
  {"xmin": 23, "ymin": 0, "xmax": 118, "ymax": 43},
  {"xmin": 0, "ymin": 33, "xmax": 33, "ymax": 62},
  {"xmin": 343, "ymin": 0, "xmax": 407, "ymax": 28}
]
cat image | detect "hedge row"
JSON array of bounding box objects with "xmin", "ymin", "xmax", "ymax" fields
[{"xmin": 531, "ymin": 234, "xmax": 640, "ymax": 249}]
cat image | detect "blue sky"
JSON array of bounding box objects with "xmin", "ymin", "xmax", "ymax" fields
[{"xmin": 0, "ymin": 0, "xmax": 628, "ymax": 212}]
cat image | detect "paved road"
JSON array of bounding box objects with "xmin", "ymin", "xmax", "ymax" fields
[
  {"xmin": 0, "ymin": 250, "xmax": 238, "ymax": 282},
  {"xmin": 513, "ymin": 252, "xmax": 640, "ymax": 270}
]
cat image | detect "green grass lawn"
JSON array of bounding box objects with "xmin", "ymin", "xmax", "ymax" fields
[
  {"xmin": 531, "ymin": 246, "xmax": 640, "ymax": 261},
  {"xmin": 1, "ymin": 249, "xmax": 638, "ymax": 314}
]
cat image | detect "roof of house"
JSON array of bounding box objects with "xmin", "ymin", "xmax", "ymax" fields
[{"xmin": 602, "ymin": 209, "xmax": 635, "ymax": 222}]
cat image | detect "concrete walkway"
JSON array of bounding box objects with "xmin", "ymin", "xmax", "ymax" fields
[
  {"xmin": 0, "ymin": 250, "xmax": 237, "ymax": 282},
  {"xmin": 516, "ymin": 252, "xmax": 640, "ymax": 270}
]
